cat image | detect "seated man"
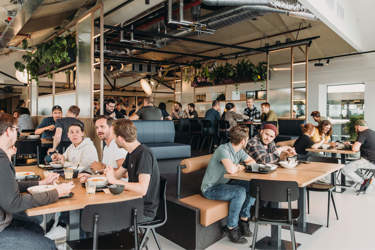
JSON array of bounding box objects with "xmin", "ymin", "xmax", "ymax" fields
[
  {"xmin": 171, "ymin": 102, "xmax": 184, "ymax": 120},
  {"xmin": 52, "ymin": 123, "xmax": 98, "ymax": 173},
  {"xmin": 49, "ymin": 105, "xmax": 84, "ymax": 154},
  {"xmin": 342, "ymin": 120, "xmax": 375, "ymax": 189},
  {"xmin": 90, "ymin": 116, "xmax": 127, "ymax": 173},
  {"xmin": 0, "ymin": 113, "xmax": 74, "ymax": 249},
  {"xmin": 201, "ymin": 126, "xmax": 256, "ymax": 244},
  {"xmin": 130, "ymin": 97, "xmax": 162, "ymax": 121},
  {"xmin": 81, "ymin": 119, "xmax": 160, "ymax": 222},
  {"xmin": 260, "ymin": 102, "xmax": 278, "ymax": 125},
  {"xmin": 245, "ymin": 123, "xmax": 295, "ymax": 164}
]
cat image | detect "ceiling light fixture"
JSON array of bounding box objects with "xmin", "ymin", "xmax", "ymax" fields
[
  {"xmin": 140, "ymin": 78, "xmax": 152, "ymax": 96},
  {"xmin": 15, "ymin": 69, "xmax": 28, "ymax": 83}
]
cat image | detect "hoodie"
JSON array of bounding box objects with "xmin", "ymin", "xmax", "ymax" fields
[{"xmin": 63, "ymin": 137, "xmax": 98, "ymax": 173}]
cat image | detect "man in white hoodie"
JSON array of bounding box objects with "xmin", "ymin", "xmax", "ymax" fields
[{"xmin": 52, "ymin": 123, "xmax": 98, "ymax": 173}]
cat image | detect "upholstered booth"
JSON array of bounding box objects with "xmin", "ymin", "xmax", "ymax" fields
[{"xmin": 276, "ymin": 119, "xmax": 305, "ymax": 142}]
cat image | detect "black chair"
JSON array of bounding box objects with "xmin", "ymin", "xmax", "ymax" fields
[
  {"xmin": 218, "ymin": 120, "xmax": 230, "ymax": 145},
  {"xmin": 189, "ymin": 119, "xmax": 203, "ymax": 149},
  {"xmin": 67, "ymin": 199, "xmax": 143, "ymax": 250},
  {"xmin": 199, "ymin": 120, "xmax": 215, "ymax": 153},
  {"xmin": 13, "ymin": 139, "xmax": 41, "ymax": 166},
  {"xmin": 307, "ymin": 156, "xmax": 339, "ymax": 227},
  {"xmin": 138, "ymin": 177, "xmax": 167, "ymax": 250},
  {"xmin": 250, "ymin": 179, "xmax": 300, "ymax": 250}
]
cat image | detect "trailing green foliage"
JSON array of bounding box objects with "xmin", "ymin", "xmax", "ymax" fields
[
  {"xmin": 344, "ymin": 114, "xmax": 364, "ymax": 141},
  {"xmin": 14, "ymin": 34, "xmax": 76, "ymax": 82}
]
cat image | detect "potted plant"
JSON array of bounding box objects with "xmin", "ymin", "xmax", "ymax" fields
[{"xmin": 344, "ymin": 114, "xmax": 364, "ymax": 141}]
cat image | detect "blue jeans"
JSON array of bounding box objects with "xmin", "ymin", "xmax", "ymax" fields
[
  {"xmin": 202, "ymin": 180, "xmax": 255, "ymax": 228},
  {"xmin": 0, "ymin": 217, "xmax": 56, "ymax": 250}
]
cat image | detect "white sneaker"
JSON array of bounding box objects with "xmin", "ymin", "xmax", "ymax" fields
[{"xmin": 45, "ymin": 225, "xmax": 66, "ymax": 240}]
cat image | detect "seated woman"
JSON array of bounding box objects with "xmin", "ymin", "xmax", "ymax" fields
[
  {"xmin": 223, "ymin": 103, "xmax": 248, "ymax": 129},
  {"xmin": 310, "ymin": 120, "xmax": 334, "ymax": 145},
  {"xmin": 294, "ymin": 123, "xmax": 326, "ymax": 160},
  {"xmin": 52, "ymin": 123, "xmax": 98, "ymax": 173}
]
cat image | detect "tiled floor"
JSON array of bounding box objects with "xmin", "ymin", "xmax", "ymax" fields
[{"xmin": 144, "ymin": 186, "xmax": 375, "ymax": 250}]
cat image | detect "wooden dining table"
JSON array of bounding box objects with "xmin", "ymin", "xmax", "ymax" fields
[
  {"xmin": 306, "ymin": 147, "xmax": 358, "ymax": 192},
  {"xmin": 16, "ymin": 166, "xmax": 143, "ymax": 241},
  {"xmin": 225, "ymin": 162, "xmax": 344, "ymax": 250}
]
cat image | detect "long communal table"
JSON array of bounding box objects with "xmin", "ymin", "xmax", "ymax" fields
[
  {"xmin": 224, "ymin": 162, "xmax": 344, "ymax": 250},
  {"xmin": 16, "ymin": 166, "xmax": 143, "ymax": 241}
]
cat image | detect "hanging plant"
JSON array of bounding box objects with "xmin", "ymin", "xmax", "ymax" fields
[{"xmin": 14, "ymin": 34, "xmax": 76, "ymax": 82}]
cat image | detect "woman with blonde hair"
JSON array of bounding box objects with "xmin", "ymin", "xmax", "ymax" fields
[{"xmin": 294, "ymin": 123, "xmax": 326, "ymax": 160}]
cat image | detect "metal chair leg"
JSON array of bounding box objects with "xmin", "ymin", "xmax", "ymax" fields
[
  {"xmin": 251, "ymin": 222, "xmax": 259, "ymax": 250},
  {"xmin": 331, "ymin": 192, "xmax": 339, "ymax": 220},
  {"xmin": 327, "ymin": 190, "xmax": 331, "ymax": 227},
  {"xmin": 307, "ymin": 189, "xmax": 310, "ymax": 214},
  {"xmin": 151, "ymin": 228, "xmax": 161, "ymax": 250},
  {"xmin": 139, "ymin": 229, "xmax": 150, "ymax": 249},
  {"xmin": 200, "ymin": 136, "xmax": 207, "ymax": 152},
  {"xmin": 92, "ymin": 214, "xmax": 100, "ymax": 250},
  {"xmin": 290, "ymin": 222, "xmax": 296, "ymax": 250}
]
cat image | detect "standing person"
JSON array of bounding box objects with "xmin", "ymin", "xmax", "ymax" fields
[
  {"xmin": 0, "ymin": 113, "xmax": 74, "ymax": 249},
  {"xmin": 245, "ymin": 123, "xmax": 295, "ymax": 164},
  {"xmin": 201, "ymin": 126, "xmax": 256, "ymax": 244},
  {"xmin": 79, "ymin": 119, "xmax": 160, "ymax": 222},
  {"xmin": 260, "ymin": 102, "xmax": 278, "ymax": 124},
  {"xmin": 243, "ymin": 98, "xmax": 260, "ymax": 121},
  {"xmin": 129, "ymin": 97, "xmax": 162, "ymax": 121},
  {"xmin": 185, "ymin": 103, "xmax": 198, "ymax": 119},
  {"xmin": 294, "ymin": 123, "xmax": 325, "ymax": 160},
  {"xmin": 171, "ymin": 102, "xmax": 184, "ymax": 120},
  {"xmin": 104, "ymin": 99, "xmax": 116, "ymax": 119},
  {"xmin": 310, "ymin": 120, "xmax": 333, "ymax": 144},
  {"xmin": 90, "ymin": 116, "xmax": 127, "ymax": 173},
  {"xmin": 51, "ymin": 123, "xmax": 98, "ymax": 173},
  {"xmin": 342, "ymin": 120, "xmax": 375, "ymax": 189},
  {"xmin": 115, "ymin": 102, "xmax": 127, "ymax": 119},
  {"xmin": 310, "ymin": 111, "xmax": 326, "ymax": 125},
  {"xmin": 223, "ymin": 103, "xmax": 248, "ymax": 129},
  {"xmin": 158, "ymin": 102, "xmax": 172, "ymax": 120},
  {"xmin": 14, "ymin": 101, "xmax": 34, "ymax": 132},
  {"xmin": 205, "ymin": 100, "xmax": 221, "ymax": 134},
  {"xmin": 48, "ymin": 105, "xmax": 84, "ymax": 154}
]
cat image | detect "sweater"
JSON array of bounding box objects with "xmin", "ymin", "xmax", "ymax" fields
[
  {"xmin": 0, "ymin": 148, "xmax": 58, "ymax": 232},
  {"xmin": 63, "ymin": 137, "xmax": 98, "ymax": 173}
]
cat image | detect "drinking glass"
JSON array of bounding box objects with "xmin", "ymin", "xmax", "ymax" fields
[
  {"xmin": 86, "ymin": 181, "xmax": 96, "ymax": 194},
  {"xmin": 64, "ymin": 167, "xmax": 74, "ymax": 180}
]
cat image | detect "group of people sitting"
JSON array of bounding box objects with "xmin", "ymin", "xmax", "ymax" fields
[{"xmin": 0, "ymin": 106, "xmax": 161, "ymax": 248}]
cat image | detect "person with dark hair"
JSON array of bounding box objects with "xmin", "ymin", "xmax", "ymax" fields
[
  {"xmin": 171, "ymin": 102, "xmax": 184, "ymax": 119},
  {"xmin": 130, "ymin": 97, "xmax": 162, "ymax": 120},
  {"xmin": 260, "ymin": 102, "xmax": 278, "ymax": 124},
  {"xmin": 0, "ymin": 113, "xmax": 73, "ymax": 249},
  {"xmin": 205, "ymin": 100, "xmax": 221, "ymax": 135},
  {"xmin": 245, "ymin": 123, "xmax": 295, "ymax": 164},
  {"xmin": 35, "ymin": 105, "xmax": 62, "ymax": 140},
  {"xmin": 14, "ymin": 100, "xmax": 34, "ymax": 132},
  {"xmin": 104, "ymin": 98, "xmax": 116, "ymax": 118},
  {"xmin": 311, "ymin": 120, "xmax": 333, "ymax": 144},
  {"xmin": 310, "ymin": 111, "xmax": 326, "ymax": 125},
  {"xmin": 294, "ymin": 123, "xmax": 326, "ymax": 160},
  {"xmin": 185, "ymin": 103, "xmax": 198, "ymax": 119},
  {"xmin": 342, "ymin": 120, "xmax": 375, "ymax": 190},
  {"xmin": 158, "ymin": 102, "xmax": 172, "ymax": 120},
  {"xmin": 89, "ymin": 116, "xmax": 127, "ymax": 173},
  {"xmin": 243, "ymin": 98, "xmax": 260, "ymax": 121},
  {"xmin": 48, "ymin": 105, "xmax": 84, "ymax": 154},
  {"xmin": 115, "ymin": 102, "xmax": 127, "ymax": 119},
  {"xmin": 51, "ymin": 123, "xmax": 98, "ymax": 173},
  {"xmin": 223, "ymin": 102, "xmax": 248, "ymax": 129},
  {"xmin": 80, "ymin": 119, "xmax": 160, "ymax": 222},
  {"xmin": 201, "ymin": 126, "xmax": 256, "ymax": 244}
]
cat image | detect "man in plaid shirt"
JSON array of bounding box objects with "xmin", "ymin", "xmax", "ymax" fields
[
  {"xmin": 245, "ymin": 123, "xmax": 295, "ymax": 164},
  {"xmin": 243, "ymin": 98, "xmax": 260, "ymax": 121}
]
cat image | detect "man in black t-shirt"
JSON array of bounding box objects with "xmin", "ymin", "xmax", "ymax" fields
[
  {"xmin": 105, "ymin": 119, "xmax": 160, "ymax": 221},
  {"xmin": 129, "ymin": 97, "xmax": 162, "ymax": 121},
  {"xmin": 342, "ymin": 120, "xmax": 375, "ymax": 187}
]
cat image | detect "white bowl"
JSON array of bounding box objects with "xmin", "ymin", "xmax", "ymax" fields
[
  {"xmin": 50, "ymin": 162, "xmax": 63, "ymax": 168},
  {"xmin": 279, "ymin": 161, "xmax": 298, "ymax": 169},
  {"xmin": 16, "ymin": 171, "xmax": 35, "ymax": 180},
  {"xmin": 27, "ymin": 185, "xmax": 56, "ymax": 194},
  {"xmin": 27, "ymin": 135, "xmax": 40, "ymax": 139},
  {"xmin": 87, "ymin": 176, "xmax": 108, "ymax": 187}
]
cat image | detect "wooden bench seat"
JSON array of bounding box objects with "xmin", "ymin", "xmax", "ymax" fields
[{"xmin": 180, "ymin": 194, "xmax": 228, "ymax": 227}]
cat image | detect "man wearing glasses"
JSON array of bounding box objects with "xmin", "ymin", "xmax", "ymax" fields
[{"xmin": 104, "ymin": 99, "xmax": 116, "ymax": 119}]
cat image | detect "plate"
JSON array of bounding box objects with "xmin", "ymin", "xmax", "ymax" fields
[
  {"xmin": 279, "ymin": 161, "xmax": 298, "ymax": 169},
  {"xmin": 87, "ymin": 176, "xmax": 108, "ymax": 187},
  {"xmin": 27, "ymin": 185, "xmax": 56, "ymax": 194},
  {"xmin": 16, "ymin": 171, "xmax": 35, "ymax": 180},
  {"xmin": 27, "ymin": 135, "xmax": 40, "ymax": 139},
  {"xmin": 50, "ymin": 162, "xmax": 63, "ymax": 169}
]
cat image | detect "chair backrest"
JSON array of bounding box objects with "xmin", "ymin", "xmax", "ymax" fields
[
  {"xmin": 154, "ymin": 177, "xmax": 168, "ymax": 226},
  {"xmin": 250, "ymin": 179, "xmax": 299, "ymax": 202},
  {"xmin": 218, "ymin": 120, "xmax": 230, "ymax": 130},
  {"xmin": 189, "ymin": 119, "xmax": 202, "ymax": 133},
  {"xmin": 80, "ymin": 198, "xmax": 143, "ymax": 233},
  {"xmin": 133, "ymin": 120, "xmax": 175, "ymax": 144},
  {"xmin": 308, "ymin": 156, "xmax": 339, "ymax": 163},
  {"xmin": 180, "ymin": 154, "xmax": 212, "ymax": 174},
  {"xmin": 201, "ymin": 119, "xmax": 212, "ymax": 129},
  {"xmin": 15, "ymin": 140, "xmax": 40, "ymax": 155}
]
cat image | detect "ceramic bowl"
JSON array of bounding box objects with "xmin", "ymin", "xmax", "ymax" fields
[
  {"xmin": 279, "ymin": 161, "xmax": 298, "ymax": 169},
  {"xmin": 108, "ymin": 184, "xmax": 124, "ymax": 195},
  {"xmin": 27, "ymin": 185, "xmax": 56, "ymax": 194},
  {"xmin": 87, "ymin": 176, "xmax": 108, "ymax": 187}
]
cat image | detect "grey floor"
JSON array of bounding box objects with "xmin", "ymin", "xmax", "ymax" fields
[{"xmin": 143, "ymin": 185, "xmax": 375, "ymax": 250}]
